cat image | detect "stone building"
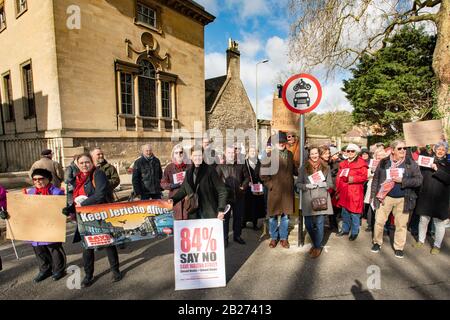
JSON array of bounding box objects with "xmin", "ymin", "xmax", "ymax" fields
[
  {"xmin": 205, "ymin": 39, "xmax": 256, "ymax": 146},
  {"xmin": 0, "ymin": 0, "xmax": 214, "ymax": 172}
]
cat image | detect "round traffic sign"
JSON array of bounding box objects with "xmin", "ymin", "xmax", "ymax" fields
[{"xmin": 281, "ymin": 73, "xmax": 322, "ymax": 114}]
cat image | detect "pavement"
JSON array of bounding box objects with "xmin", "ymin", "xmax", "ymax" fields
[{"xmin": 1, "ymin": 217, "xmax": 449, "ymax": 300}]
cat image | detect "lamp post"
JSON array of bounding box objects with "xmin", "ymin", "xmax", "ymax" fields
[{"xmin": 255, "ymin": 59, "xmax": 269, "ymax": 151}]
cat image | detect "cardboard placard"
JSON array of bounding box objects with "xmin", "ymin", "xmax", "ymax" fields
[
  {"xmin": 403, "ymin": 120, "xmax": 443, "ymax": 147},
  {"xmin": 271, "ymin": 97, "xmax": 300, "ymax": 132},
  {"xmin": 417, "ymin": 155, "xmax": 434, "ymax": 168},
  {"xmin": 6, "ymin": 193, "xmax": 67, "ymax": 243}
]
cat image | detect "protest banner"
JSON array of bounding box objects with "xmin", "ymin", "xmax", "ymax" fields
[
  {"xmin": 173, "ymin": 171, "xmax": 186, "ymax": 184},
  {"xmin": 271, "ymin": 97, "xmax": 300, "ymax": 132},
  {"xmin": 418, "ymin": 155, "xmax": 434, "ymax": 168},
  {"xmin": 387, "ymin": 168, "xmax": 404, "ymax": 180},
  {"xmin": 174, "ymin": 218, "xmax": 226, "ymax": 290},
  {"xmin": 76, "ymin": 200, "xmax": 174, "ymax": 249},
  {"xmin": 403, "ymin": 120, "xmax": 443, "ymax": 147},
  {"xmin": 308, "ymin": 171, "xmax": 326, "ymax": 184},
  {"xmin": 6, "ymin": 193, "xmax": 67, "ymax": 243}
]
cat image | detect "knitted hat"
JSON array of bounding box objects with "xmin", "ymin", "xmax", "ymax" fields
[{"xmin": 31, "ymin": 168, "xmax": 53, "ymax": 182}]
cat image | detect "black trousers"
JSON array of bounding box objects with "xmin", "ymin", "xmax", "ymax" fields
[
  {"xmin": 224, "ymin": 197, "xmax": 245, "ymax": 240},
  {"xmin": 33, "ymin": 243, "xmax": 66, "ymax": 274},
  {"xmin": 83, "ymin": 246, "xmax": 119, "ymax": 277}
]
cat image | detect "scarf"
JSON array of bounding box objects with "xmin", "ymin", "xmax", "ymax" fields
[
  {"xmin": 279, "ymin": 148, "xmax": 289, "ymax": 160},
  {"xmin": 174, "ymin": 162, "xmax": 187, "ymax": 171},
  {"xmin": 376, "ymin": 155, "xmax": 405, "ymax": 202},
  {"xmin": 308, "ymin": 159, "xmax": 321, "ymax": 173},
  {"xmin": 73, "ymin": 170, "xmax": 93, "ymax": 199},
  {"xmin": 248, "ymin": 157, "xmax": 257, "ymax": 170},
  {"xmin": 35, "ymin": 184, "xmax": 52, "ymax": 195}
]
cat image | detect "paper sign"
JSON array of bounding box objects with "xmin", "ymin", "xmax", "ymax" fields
[
  {"xmin": 174, "ymin": 219, "xmax": 226, "ymax": 290},
  {"xmin": 6, "ymin": 193, "xmax": 67, "ymax": 243},
  {"xmin": 84, "ymin": 234, "xmax": 115, "ymax": 247},
  {"xmin": 369, "ymin": 159, "xmax": 380, "ymax": 169},
  {"xmin": 418, "ymin": 155, "xmax": 434, "ymax": 168},
  {"xmin": 308, "ymin": 171, "xmax": 326, "ymax": 184},
  {"xmin": 387, "ymin": 168, "xmax": 404, "ymax": 180},
  {"xmin": 173, "ymin": 171, "xmax": 186, "ymax": 184},
  {"xmin": 251, "ymin": 183, "xmax": 263, "ymax": 193},
  {"xmin": 340, "ymin": 168, "xmax": 350, "ymax": 178}
]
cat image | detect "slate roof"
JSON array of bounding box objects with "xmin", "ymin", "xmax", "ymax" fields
[{"xmin": 205, "ymin": 75, "xmax": 227, "ymax": 112}]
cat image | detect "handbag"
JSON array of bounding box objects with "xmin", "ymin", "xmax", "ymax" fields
[
  {"xmin": 184, "ymin": 183, "xmax": 200, "ymax": 215},
  {"xmin": 310, "ymin": 189, "xmax": 328, "ymax": 211},
  {"xmin": 246, "ymin": 159, "xmax": 264, "ymax": 196}
]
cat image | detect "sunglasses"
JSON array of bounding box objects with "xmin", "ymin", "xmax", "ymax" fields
[
  {"xmin": 32, "ymin": 177, "xmax": 46, "ymax": 181},
  {"xmin": 347, "ymin": 150, "xmax": 356, "ymax": 153},
  {"xmin": 396, "ymin": 147, "xmax": 407, "ymax": 151},
  {"xmin": 287, "ymin": 135, "xmax": 295, "ymax": 138}
]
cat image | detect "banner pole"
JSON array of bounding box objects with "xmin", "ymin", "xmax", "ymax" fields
[{"xmin": 298, "ymin": 114, "xmax": 305, "ymax": 247}]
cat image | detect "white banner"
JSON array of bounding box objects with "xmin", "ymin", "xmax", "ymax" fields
[
  {"xmin": 174, "ymin": 219, "xmax": 226, "ymax": 290},
  {"xmin": 387, "ymin": 168, "xmax": 404, "ymax": 180},
  {"xmin": 417, "ymin": 155, "xmax": 434, "ymax": 168},
  {"xmin": 308, "ymin": 170, "xmax": 326, "ymax": 184}
]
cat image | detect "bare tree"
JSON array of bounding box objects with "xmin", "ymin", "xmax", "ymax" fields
[{"xmin": 289, "ymin": 0, "xmax": 450, "ymax": 133}]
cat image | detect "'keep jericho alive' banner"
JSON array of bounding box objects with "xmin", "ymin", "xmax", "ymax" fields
[{"xmin": 76, "ymin": 200, "xmax": 174, "ymax": 249}]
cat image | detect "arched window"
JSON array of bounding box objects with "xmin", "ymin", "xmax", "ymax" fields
[{"xmin": 138, "ymin": 60, "xmax": 157, "ymax": 117}]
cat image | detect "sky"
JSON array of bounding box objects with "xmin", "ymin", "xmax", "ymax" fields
[{"xmin": 195, "ymin": 0, "xmax": 353, "ymax": 120}]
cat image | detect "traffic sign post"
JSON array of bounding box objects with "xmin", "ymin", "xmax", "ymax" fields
[{"xmin": 281, "ymin": 73, "xmax": 322, "ymax": 247}]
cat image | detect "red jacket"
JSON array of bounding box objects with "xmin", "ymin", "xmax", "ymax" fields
[{"xmin": 335, "ymin": 157, "xmax": 368, "ymax": 214}]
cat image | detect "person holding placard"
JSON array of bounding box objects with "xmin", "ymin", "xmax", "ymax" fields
[
  {"xmin": 243, "ymin": 146, "xmax": 266, "ymax": 230},
  {"xmin": 63, "ymin": 153, "xmax": 123, "ymax": 287},
  {"xmin": 335, "ymin": 144, "xmax": 368, "ymax": 241},
  {"xmin": 161, "ymin": 144, "xmax": 191, "ymax": 220},
  {"xmin": 4, "ymin": 169, "xmax": 67, "ymax": 282},
  {"xmin": 414, "ymin": 141, "xmax": 450, "ymax": 255},
  {"xmin": 295, "ymin": 147, "xmax": 334, "ymax": 258},
  {"xmin": 370, "ymin": 140, "xmax": 423, "ymax": 258}
]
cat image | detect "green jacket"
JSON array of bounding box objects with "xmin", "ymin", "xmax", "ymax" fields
[{"xmin": 97, "ymin": 160, "xmax": 120, "ymax": 201}]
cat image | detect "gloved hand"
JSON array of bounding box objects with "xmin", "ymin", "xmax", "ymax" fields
[
  {"xmin": 318, "ymin": 181, "xmax": 328, "ymax": 188},
  {"xmin": 0, "ymin": 210, "xmax": 9, "ymax": 220},
  {"xmin": 170, "ymin": 183, "xmax": 181, "ymax": 190},
  {"xmin": 305, "ymin": 184, "xmax": 317, "ymax": 190},
  {"xmin": 62, "ymin": 204, "xmax": 75, "ymax": 217}
]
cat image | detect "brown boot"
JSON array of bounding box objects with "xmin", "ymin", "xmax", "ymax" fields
[
  {"xmin": 269, "ymin": 240, "xmax": 278, "ymax": 248},
  {"xmin": 309, "ymin": 248, "xmax": 322, "ymax": 258},
  {"xmin": 280, "ymin": 240, "xmax": 290, "ymax": 249}
]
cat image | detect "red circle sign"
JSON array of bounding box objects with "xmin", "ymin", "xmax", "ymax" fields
[{"xmin": 282, "ymin": 73, "xmax": 322, "ymax": 114}]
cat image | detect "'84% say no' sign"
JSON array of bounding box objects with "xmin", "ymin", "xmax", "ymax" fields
[{"xmin": 179, "ymin": 227, "xmax": 218, "ymax": 263}]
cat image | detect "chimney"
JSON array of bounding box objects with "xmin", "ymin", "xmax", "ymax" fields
[{"xmin": 226, "ymin": 38, "xmax": 240, "ymax": 79}]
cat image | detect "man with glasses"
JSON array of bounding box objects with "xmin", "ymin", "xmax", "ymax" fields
[{"xmin": 370, "ymin": 140, "xmax": 423, "ymax": 258}]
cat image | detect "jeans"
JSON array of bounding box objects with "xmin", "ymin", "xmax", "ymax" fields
[
  {"xmin": 419, "ymin": 216, "xmax": 446, "ymax": 248},
  {"xmin": 305, "ymin": 215, "xmax": 325, "ymax": 248},
  {"xmin": 269, "ymin": 214, "xmax": 289, "ymax": 241},
  {"xmin": 341, "ymin": 207, "xmax": 361, "ymax": 236}
]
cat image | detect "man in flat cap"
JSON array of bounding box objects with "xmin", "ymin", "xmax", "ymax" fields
[{"xmin": 29, "ymin": 149, "xmax": 65, "ymax": 188}]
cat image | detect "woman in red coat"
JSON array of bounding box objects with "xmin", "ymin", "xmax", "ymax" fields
[
  {"xmin": 335, "ymin": 144, "xmax": 368, "ymax": 240},
  {"xmin": 161, "ymin": 144, "xmax": 191, "ymax": 220}
]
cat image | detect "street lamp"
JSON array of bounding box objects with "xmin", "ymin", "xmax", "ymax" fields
[{"xmin": 256, "ymin": 59, "xmax": 269, "ymax": 151}]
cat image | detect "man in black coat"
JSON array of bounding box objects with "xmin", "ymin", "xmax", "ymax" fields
[
  {"xmin": 132, "ymin": 144, "xmax": 163, "ymax": 200},
  {"xmin": 216, "ymin": 146, "xmax": 250, "ymax": 246}
]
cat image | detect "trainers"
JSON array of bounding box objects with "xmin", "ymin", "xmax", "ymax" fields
[
  {"xmin": 430, "ymin": 247, "xmax": 440, "ymax": 255},
  {"xmin": 413, "ymin": 241, "xmax": 424, "ymax": 249},
  {"xmin": 394, "ymin": 250, "xmax": 404, "ymax": 259},
  {"xmin": 371, "ymin": 243, "xmax": 381, "ymax": 253}
]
